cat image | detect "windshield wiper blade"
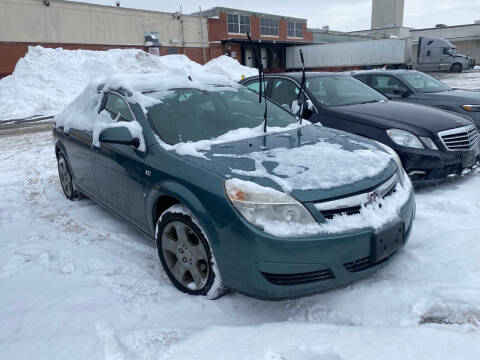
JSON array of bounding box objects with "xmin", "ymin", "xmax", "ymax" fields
[
  {"xmin": 247, "ymin": 33, "xmax": 267, "ymax": 133},
  {"xmin": 358, "ymin": 100, "xmax": 380, "ymax": 104}
]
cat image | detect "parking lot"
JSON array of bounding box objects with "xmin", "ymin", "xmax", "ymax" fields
[{"xmin": 1, "ymin": 69, "xmax": 479, "ymax": 359}]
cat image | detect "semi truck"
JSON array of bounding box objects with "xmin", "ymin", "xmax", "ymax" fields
[{"xmin": 286, "ymin": 37, "xmax": 475, "ymax": 73}]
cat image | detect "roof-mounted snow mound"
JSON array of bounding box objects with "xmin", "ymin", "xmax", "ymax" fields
[{"xmin": 0, "ymin": 46, "xmax": 257, "ymax": 121}]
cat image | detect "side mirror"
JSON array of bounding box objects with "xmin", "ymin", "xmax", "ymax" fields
[
  {"xmin": 292, "ymin": 99, "xmax": 313, "ymax": 119},
  {"xmin": 99, "ymin": 126, "xmax": 140, "ymax": 148},
  {"xmin": 392, "ymin": 89, "xmax": 410, "ymax": 98}
]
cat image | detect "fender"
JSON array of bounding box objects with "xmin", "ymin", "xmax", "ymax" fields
[{"xmin": 145, "ymin": 180, "xmax": 221, "ymax": 248}]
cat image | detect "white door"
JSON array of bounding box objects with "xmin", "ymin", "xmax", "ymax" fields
[
  {"xmin": 261, "ymin": 48, "xmax": 268, "ymax": 69},
  {"xmin": 245, "ymin": 48, "xmax": 253, "ymax": 67}
]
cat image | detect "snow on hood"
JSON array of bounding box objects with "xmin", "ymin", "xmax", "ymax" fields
[
  {"xmin": 0, "ymin": 46, "xmax": 257, "ymax": 121},
  {"xmin": 212, "ymin": 126, "xmax": 394, "ymax": 193}
]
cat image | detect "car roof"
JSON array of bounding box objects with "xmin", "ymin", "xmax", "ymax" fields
[
  {"xmin": 349, "ymin": 69, "xmax": 419, "ymax": 76},
  {"xmin": 242, "ymin": 71, "xmax": 348, "ymax": 83}
]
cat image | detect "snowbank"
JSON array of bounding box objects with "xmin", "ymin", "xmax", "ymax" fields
[{"xmin": 0, "ymin": 46, "xmax": 257, "ymax": 121}]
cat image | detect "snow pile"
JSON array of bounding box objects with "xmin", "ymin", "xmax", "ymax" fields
[
  {"xmin": 203, "ymin": 55, "xmax": 257, "ymax": 80},
  {"xmin": 0, "ymin": 46, "xmax": 256, "ymax": 121}
]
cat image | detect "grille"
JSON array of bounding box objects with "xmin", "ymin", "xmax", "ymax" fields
[
  {"xmin": 262, "ymin": 268, "xmax": 335, "ymax": 286},
  {"xmin": 314, "ymin": 172, "xmax": 398, "ymax": 220},
  {"xmin": 438, "ymin": 125, "xmax": 478, "ymax": 151}
]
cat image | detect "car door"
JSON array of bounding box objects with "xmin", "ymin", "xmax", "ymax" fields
[
  {"xmin": 356, "ymin": 75, "xmax": 416, "ymax": 103},
  {"xmin": 93, "ymin": 92, "xmax": 148, "ymax": 229},
  {"xmin": 63, "ymin": 128, "xmax": 99, "ymax": 198}
]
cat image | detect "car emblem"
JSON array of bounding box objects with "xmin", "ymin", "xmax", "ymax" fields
[{"xmin": 368, "ymin": 190, "xmax": 381, "ymax": 203}]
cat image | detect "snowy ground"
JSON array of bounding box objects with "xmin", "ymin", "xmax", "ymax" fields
[{"xmin": 1, "ymin": 129, "xmax": 480, "ymax": 360}]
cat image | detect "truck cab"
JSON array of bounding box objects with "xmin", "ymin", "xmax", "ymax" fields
[{"xmin": 416, "ymin": 37, "xmax": 473, "ymax": 73}]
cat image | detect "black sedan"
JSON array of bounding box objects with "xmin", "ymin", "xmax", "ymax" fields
[
  {"xmin": 240, "ymin": 72, "xmax": 479, "ymax": 185},
  {"xmin": 353, "ymin": 70, "xmax": 480, "ymax": 129}
]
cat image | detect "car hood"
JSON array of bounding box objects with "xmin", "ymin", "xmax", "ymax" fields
[
  {"xmin": 183, "ymin": 124, "xmax": 397, "ymax": 203},
  {"xmin": 329, "ymin": 100, "xmax": 472, "ymax": 133}
]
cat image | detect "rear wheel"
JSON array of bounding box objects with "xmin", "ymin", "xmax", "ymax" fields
[
  {"xmin": 397, "ymin": 64, "xmax": 408, "ymax": 70},
  {"xmin": 156, "ymin": 204, "xmax": 227, "ymax": 299},
  {"xmin": 56, "ymin": 150, "xmax": 82, "ymax": 201},
  {"xmin": 451, "ymin": 63, "xmax": 462, "ymax": 73}
]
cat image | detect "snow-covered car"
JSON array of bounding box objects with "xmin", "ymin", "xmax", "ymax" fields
[{"xmin": 53, "ymin": 73, "xmax": 415, "ymax": 299}]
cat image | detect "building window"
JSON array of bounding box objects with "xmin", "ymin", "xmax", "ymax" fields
[
  {"xmin": 227, "ymin": 14, "xmax": 250, "ymax": 34},
  {"xmin": 260, "ymin": 18, "xmax": 279, "ymax": 36},
  {"xmin": 287, "ymin": 21, "xmax": 303, "ymax": 38}
]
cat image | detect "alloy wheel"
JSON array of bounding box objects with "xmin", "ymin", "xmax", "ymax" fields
[{"xmin": 161, "ymin": 221, "xmax": 210, "ymax": 291}]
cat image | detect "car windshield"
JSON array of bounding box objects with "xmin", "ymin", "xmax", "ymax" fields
[
  {"xmin": 399, "ymin": 72, "xmax": 451, "ymax": 93},
  {"xmin": 305, "ymin": 76, "xmax": 388, "ymax": 107},
  {"xmin": 147, "ymin": 86, "xmax": 297, "ymax": 145}
]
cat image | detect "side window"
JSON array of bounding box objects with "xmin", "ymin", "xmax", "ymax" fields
[
  {"xmin": 244, "ymin": 79, "xmax": 269, "ymax": 95},
  {"xmin": 367, "ymin": 75, "xmax": 407, "ymax": 96},
  {"xmin": 245, "ymin": 80, "xmax": 260, "ymax": 93},
  {"xmin": 104, "ymin": 93, "xmax": 134, "ymax": 122},
  {"xmin": 270, "ymin": 79, "xmax": 301, "ymax": 110}
]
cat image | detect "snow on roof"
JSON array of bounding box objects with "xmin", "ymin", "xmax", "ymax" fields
[{"xmin": 0, "ymin": 46, "xmax": 257, "ymax": 121}]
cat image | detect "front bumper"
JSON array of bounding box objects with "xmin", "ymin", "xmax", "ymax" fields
[
  {"xmin": 217, "ymin": 184, "xmax": 416, "ymax": 300},
  {"xmin": 396, "ymin": 145, "xmax": 479, "ymax": 185}
]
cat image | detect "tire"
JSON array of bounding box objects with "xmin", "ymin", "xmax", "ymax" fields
[
  {"xmin": 56, "ymin": 150, "xmax": 82, "ymax": 201},
  {"xmin": 156, "ymin": 204, "xmax": 227, "ymax": 299},
  {"xmin": 451, "ymin": 63, "xmax": 462, "ymax": 73},
  {"xmin": 397, "ymin": 64, "xmax": 408, "ymax": 70}
]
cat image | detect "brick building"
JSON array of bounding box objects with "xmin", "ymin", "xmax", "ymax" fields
[{"xmin": 194, "ymin": 7, "xmax": 313, "ymax": 72}]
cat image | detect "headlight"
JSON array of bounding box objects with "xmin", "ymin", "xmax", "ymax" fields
[
  {"xmin": 225, "ymin": 179, "xmax": 317, "ymax": 233},
  {"xmin": 462, "ymin": 105, "xmax": 480, "ymax": 112},
  {"xmin": 419, "ymin": 136, "xmax": 439, "ymax": 150},
  {"xmin": 386, "ymin": 129, "xmax": 424, "ymax": 149}
]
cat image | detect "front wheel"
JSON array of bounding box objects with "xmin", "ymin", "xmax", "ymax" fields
[
  {"xmin": 451, "ymin": 63, "xmax": 462, "ymax": 73},
  {"xmin": 156, "ymin": 204, "xmax": 227, "ymax": 299}
]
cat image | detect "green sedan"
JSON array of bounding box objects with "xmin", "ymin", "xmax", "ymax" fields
[{"xmin": 53, "ymin": 75, "xmax": 415, "ymax": 299}]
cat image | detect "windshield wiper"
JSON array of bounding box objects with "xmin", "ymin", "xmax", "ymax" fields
[
  {"xmin": 247, "ymin": 33, "xmax": 268, "ymax": 133},
  {"xmin": 296, "ymin": 49, "xmax": 306, "ymax": 125},
  {"xmin": 358, "ymin": 100, "xmax": 381, "ymax": 104}
]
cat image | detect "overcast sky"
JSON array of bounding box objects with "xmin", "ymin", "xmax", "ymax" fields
[{"xmin": 70, "ymin": 0, "xmax": 480, "ymax": 31}]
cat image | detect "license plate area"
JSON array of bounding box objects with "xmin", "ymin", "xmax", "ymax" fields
[{"xmin": 371, "ymin": 222, "xmax": 404, "ymax": 262}]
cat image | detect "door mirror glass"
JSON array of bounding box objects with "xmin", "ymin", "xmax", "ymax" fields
[
  {"xmin": 99, "ymin": 126, "xmax": 140, "ymax": 148},
  {"xmin": 392, "ymin": 88, "xmax": 410, "ymax": 98}
]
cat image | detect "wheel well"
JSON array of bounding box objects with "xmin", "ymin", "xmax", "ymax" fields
[{"xmin": 153, "ymin": 195, "xmax": 180, "ymax": 226}]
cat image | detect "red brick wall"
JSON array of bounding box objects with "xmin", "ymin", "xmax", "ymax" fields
[
  {"xmin": 0, "ymin": 42, "xmax": 209, "ymax": 78},
  {"xmin": 208, "ymin": 11, "xmax": 313, "ymax": 43}
]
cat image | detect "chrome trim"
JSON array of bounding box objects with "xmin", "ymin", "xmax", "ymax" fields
[
  {"xmin": 314, "ymin": 172, "xmax": 398, "ymax": 212},
  {"xmin": 438, "ymin": 124, "xmax": 478, "ymax": 151}
]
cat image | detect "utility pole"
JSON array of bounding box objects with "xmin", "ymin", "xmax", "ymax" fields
[{"xmin": 198, "ymin": 6, "xmax": 206, "ymax": 64}]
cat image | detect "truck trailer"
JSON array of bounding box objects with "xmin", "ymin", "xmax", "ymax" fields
[{"xmin": 286, "ymin": 37, "xmax": 474, "ymax": 73}]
